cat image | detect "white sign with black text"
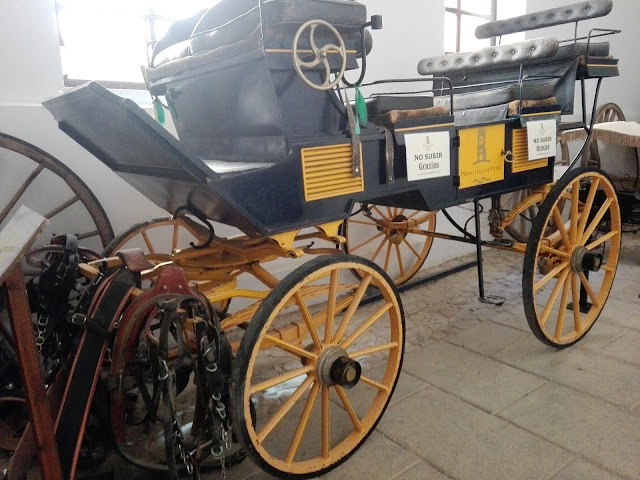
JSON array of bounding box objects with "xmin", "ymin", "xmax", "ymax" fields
[
  {"xmin": 526, "ymin": 119, "xmax": 557, "ymax": 161},
  {"xmin": 405, "ymin": 131, "xmax": 451, "ymax": 181}
]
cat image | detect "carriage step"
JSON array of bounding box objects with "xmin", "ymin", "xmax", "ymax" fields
[
  {"xmin": 486, "ymin": 239, "xmax": 515, "ymax": 248},
  {"xmin": 479, "ymin": 295, "xmax": 506, "ymax": 306}
]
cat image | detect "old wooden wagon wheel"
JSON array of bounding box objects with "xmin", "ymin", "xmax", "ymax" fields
[
  {"xmin": 0, "ymin": 133, "xmax": 113, "ymax": 258},
  {"xmin": 232, "ymin": 255, "xmax": 404, "ymax": 478},
  {"xmin": 523, "ymin": 167, "xmax": 620, "ymax": 347},
  {"xmin": 342, "ymin": 204, "xmax": 437, "ymax": 285}
]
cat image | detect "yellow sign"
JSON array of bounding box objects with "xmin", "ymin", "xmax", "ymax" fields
[{"xmin": 458, "ymin": 124, "xmax": 505, "ymax": 189}]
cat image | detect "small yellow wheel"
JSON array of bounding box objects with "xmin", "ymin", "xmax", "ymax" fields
[
  {"xmin": 232, "ymin": 255, "xmax": 404, "ymax": 478},
  {"xmin": 102, "ymin": 216, "xmax": 207, "ymax": 260},
  {"xmin": 103, "ymin": 217, "xmax": 232, "ymax": 315},
  {"xmin": 342, "ymin": 204, "xmax": 436, "ymax": 285},
  {"xmin": 523, "ymin": 168, "xmax": 621, "ymax": 347}
]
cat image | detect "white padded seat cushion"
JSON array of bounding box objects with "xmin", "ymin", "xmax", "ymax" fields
[
  {"xmin": 418, "ymin": 37, "xmax": 559, "ymax": 76},
  {"xmin": 476, "ymin": 0, "xmax": 613, "ymax": 39}
]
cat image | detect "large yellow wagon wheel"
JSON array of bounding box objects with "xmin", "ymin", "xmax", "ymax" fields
[
  {"xmin": 342, "ymin": 204, "xmax": 437, "ymax": 285},
  {"xmin": 232, "ymin": 255, "xmax": 404, "ymax": 478},
  {"xmin": 523, "ymin": 168, "xmax": 621, "ymax": 348}
]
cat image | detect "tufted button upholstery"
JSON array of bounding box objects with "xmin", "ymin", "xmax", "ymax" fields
[
  {"xmin": 418, "ymin": 37, "xmax": 559, "ymax": 76},
  {"xmin": 475, "ymin": 0, "xmax": 612, "ymax": 39}
]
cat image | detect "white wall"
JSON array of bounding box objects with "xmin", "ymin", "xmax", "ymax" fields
[{"xmin": 525, "ymin": 0, "xmax": 640, "ymax": 122}]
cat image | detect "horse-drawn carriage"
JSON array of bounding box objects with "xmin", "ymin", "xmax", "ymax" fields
[{"xmin": 0, "ymin": 0, "xmax": 623, "ymax": 478}]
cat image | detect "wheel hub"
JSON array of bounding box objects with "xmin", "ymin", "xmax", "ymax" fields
[
  {"xmin": 386, "ymin": 215, "xmax": 408, "ymax": 245},
  {"xmin": 570, "ymin": 246, "xmax": 603, "ymax": 273},
  {"xmin": 315, "ymin": 346, "xmax": 361, "ymax": 388}
]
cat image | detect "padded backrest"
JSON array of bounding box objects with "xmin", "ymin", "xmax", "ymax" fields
[
  {"xmin": 475, "ymin": 0, "xmax": 613, "ymax": 39},
  {"xmin": 418, "ymin": 37, "xmax": 559, "ymax": 76}
]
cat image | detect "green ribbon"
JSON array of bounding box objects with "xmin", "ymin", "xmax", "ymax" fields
[
  {"xmin": 355, "ymin": 86, "xmax": 368, "ymax": 128},
  {"xmin": 153, "ymin": 97, "xmax": 165, "ymax": 126}
]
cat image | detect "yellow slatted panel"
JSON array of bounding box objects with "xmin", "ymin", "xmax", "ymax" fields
[
  {"xmin": 511, "ymin": 128, "xmax": 549, "ymax": 173},
  {"xmin": 301, "ymin": 144, "xmax": 364, "ymax": 202}
]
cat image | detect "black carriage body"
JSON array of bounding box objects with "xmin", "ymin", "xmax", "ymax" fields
[
  {"xmin": 44, "ymin": 81, "xmax": 555, "ymax": 237},
  {"xmin": 42, "ymin": 0, "xmax": 567, "ymax": 237}
]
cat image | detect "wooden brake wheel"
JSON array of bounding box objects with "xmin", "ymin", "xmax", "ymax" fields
[
  {"xmin": 232, "ymin": 255, "xmax": 404, "ymax": 478},
  {"xmin": 523, "ymin": 168, "xmax": 621, "ymax": 347},
  {"xmin": 0, "ymin": 133, "xmax": 113, "ymax": 256},
  {"xmin": 342, "ymin": 205, "xmax": 437, "ymax": 285}
]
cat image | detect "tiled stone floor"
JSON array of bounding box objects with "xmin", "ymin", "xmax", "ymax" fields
[{"xmin": 2, "ymin": 232, "xmax": 639, "ymax": 480}]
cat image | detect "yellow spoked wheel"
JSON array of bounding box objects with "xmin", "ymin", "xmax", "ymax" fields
[
  {"xmin": 498, "ymin": 189, "xmax": 538, "ymax": 242},
  {"xmin": 523, "ymin": 168, "xmax": 621, "ymax": 348},
  {"xmin": 102, "ymin": 216, "xmax": 207, "ymax": 260},
  {"xmin": 103, "ymin": 216, "xmax": 232, "ymax": 315},
  {"xmin": 342, "ymin": 204, "xmax": 436, "ymax": 285},
  {"xmin": 232, "ymin": 255, "xmax": 404, "ymax": 478}
]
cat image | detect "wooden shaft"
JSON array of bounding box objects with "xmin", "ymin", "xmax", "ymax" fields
[{"xmin": 5, "ymin": 267, "xmax": 63, "ymax": 480}]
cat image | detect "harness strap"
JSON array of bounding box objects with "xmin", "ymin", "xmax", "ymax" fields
[
  {"xmin": 383, "ymin": 128, "xmax": 395, "ymax": 183},
  {"xmin": 343, "ymin": 87, "xmax": 362, "ymax": 176},
  {"xmin": 54, "ymin": 269, "xmax": 135, "ymax": 480}
]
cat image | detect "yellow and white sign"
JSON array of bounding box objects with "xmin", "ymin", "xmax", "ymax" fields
[
  {"xmin": 527, "ymin": 119, "xmax": 557, "ymax": 160},
  {"xmin": 459, "ymin": 124, "xmax": 505, "ymax": 189},
  {"xmin": 405, "ymin": 131, "xmax": 451, "ymax": 181}
]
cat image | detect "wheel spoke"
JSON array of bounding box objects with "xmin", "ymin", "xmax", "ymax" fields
[
  {"xmin": 324, "ymin": 270, "xmax": 339, "ymax": 343},
  {"xmin": 578, "ymin": 178, "xmax": 600, "ymax": 238},
  {"xmin": 249, "ymin": 365, "xmax": 314, "ymax": 395},
  {"xmin": 372, "ymin": 206, "xmax": 386, "ymax": 219},
  {"xmin": 350, "ymin": 231, "xmax": 384, "ymax": 253},
  {"xmin": 332, "ymin": 274, "xmax": 372, "ymax": 343},
  {"xmin": 360, "ymin": 375, "xmax": 389, "ymax": 393},
  {"xmin": 0, "ymin": 164, "xmax": 45, "ymax": 224},
  {"xmin": 539, "ymin": 269, "xmax": 570, "ymax": 327},
  {"xmin": 349, "ymin": 219, "xmax": 378, "ymax": 227},
  {"xmin": 570, "ymin": 186, "xmax": 581, "ymax": 242},
  {"xmin": 141, "ymin": 231, "xmax": 155, "ymax": 255},
  {"xmin": 534, "ymin": 261, "xmax": 570, "ymax": 292},
  {"xmin": 321, "ymin": 386, "xmax": 330, "ymax": 459},
  {"xmin": 369, "ymin": 237, "xmax": 387, "ymax": 263},
  {"xmin": 285, "ymin": 382, "xmax": 320, "ymax": 464},
  {"xmin": 581, "ymin": 198, "xmax": 613, "ymax": 244},
  {"xmin": 578, "ymin": 272, "xmax": 601, "ymax": 308},
  {"xmin": 413, "ymin": 212, "xmax": 435, "ymax": 226},
  {"xmin": 383, "ymin": 242, "xmax": 392, "ymax": 272},
  {"xmin": 571, "ymin": 273, "xmax": 582, "ymax": 333},
  {"xmin": 554, "ymin": 273, "xmax": 571, "ymax": 340},
  {"xmin": 335, "ymin": 386, "xmax": 363, "ymax": 433},
  {"xmin": 585, "ymin": 230, "xmax": 619, "ymax": 251},
  {"xmin": 76, "ymin": 230, "xmax": 100, "ymax": 241},
  {"xmin": 263, "ymin": 335, "xmax": 318, "ymax": 361},
  {"xmin": 402, "ymin": 238, "xmax": 421, "ymax": 259},
  {"xmin": 349, "ymin": 341, "xmax": 399, "ymax": 359},
  {"xmin": 395, "ymin": 244, "xmax": 404, "ymax": 277},
  {"xmin": 172, "ymin": 223, "xmax": 179, "ymax": 251},
  {"xmin": 552, "ymin": 207, "xmax": 572, "ymax": 250},
  {"xmin": 44, "ymin": 195, "xmax": 80, "ymax": 220},
  {"xmin": 341, "ymin": 302, "xmax": 393, "ymax": 349},
  {"xmin": 405, "ymin": 210, "xmax": 421, "ymax": 221},
  {"xmin": 538, "ymin": 245, "xmax": 570, "ymax": 259},
  {"xmin": 256, "ymin": 376, "xmax": 314, "ymax": 443},
  {"xmin": 385, "ymin": 207, "xmax": 392, "ymax": 218},
  {"xmin": 294, "ymin": 292, "xmax": 322, "ymax": 349}
]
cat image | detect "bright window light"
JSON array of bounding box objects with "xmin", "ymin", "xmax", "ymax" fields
[{"xmin": 56, "ymin": 0, "xmax": 216, "ymax": 87}]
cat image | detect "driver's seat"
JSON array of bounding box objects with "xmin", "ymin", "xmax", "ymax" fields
[{"xmin": 146, "ymin": 0, "xmax": 368, "ymax": 165}]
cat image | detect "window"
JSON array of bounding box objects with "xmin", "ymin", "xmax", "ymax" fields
[
  {"xmin": 445, "ymin": 0, "xmax": 526, "ymax": 54},
  {"xmin": 56, "ymin": 0, "xmax": 215, "ymax": 89}
]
